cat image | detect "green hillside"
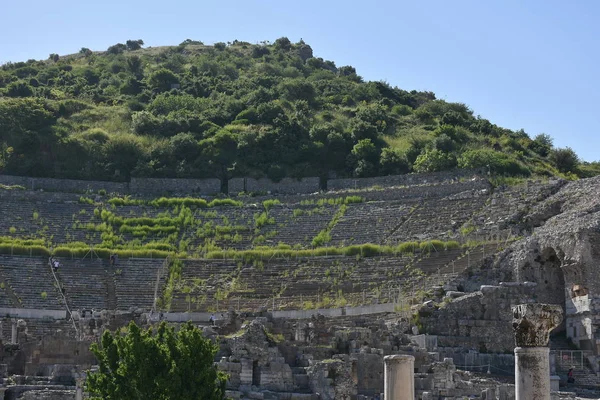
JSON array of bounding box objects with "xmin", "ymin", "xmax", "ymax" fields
[{"xmin": 0, "ymin": 37, "xmax": 597, "ymax": 185}]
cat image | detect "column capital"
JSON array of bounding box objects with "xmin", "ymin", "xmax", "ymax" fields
[
  {"xmin": 512, "ymin": 303, "xmax": 563, "ymax": 347},
  {"xmin": 384, "ymin": 354, "xmax": 415, "ymax": 365}
]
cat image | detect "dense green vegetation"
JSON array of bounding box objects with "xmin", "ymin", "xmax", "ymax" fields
[
  {"xmin": 87, "ymin": 321, "xmax": 227, "ymax": 400},
  {"xmin": 0, "ymin": 37, "xmax": 597, "ymax": 186}
]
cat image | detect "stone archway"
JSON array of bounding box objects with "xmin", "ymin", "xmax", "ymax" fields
[{"xmin": 521, "ymin": 248, "xmax": 567, "ymax": 333}]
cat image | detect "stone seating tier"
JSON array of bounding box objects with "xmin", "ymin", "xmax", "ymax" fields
[
  {"xmin": 0, "ymin": 256, "xmax": 164, "ymax": 312},
  {"xmin": 169, "ymin": 249, "xmax": 480, "ymax": 312}
]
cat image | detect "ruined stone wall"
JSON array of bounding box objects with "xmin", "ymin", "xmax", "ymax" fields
[
  {"xmin": 129, "ymin": 177, "xmax": 221, "ymax": 195},
  {"xmin": 229, "ymin": 177, "xmax": 320, "ymax": 195},
  {"xmin": 327, "ymin": 169, "xmax": 483, "ymax": 191},
  {"xmin": 421, "ymin": 283, "xmax": 537, "ymax": 353},
  {"xmin": 0, "ymin": 169, "xmax": 484, "ymax": 196},
  {"xmin": 437, "ymin": 349, "xmax": 515, "ymax": 376},
  {"xmin": 0, "ymin": 174, "xmax": 127, "ymax": 193}
]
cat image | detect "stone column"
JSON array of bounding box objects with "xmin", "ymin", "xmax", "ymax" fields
[
  {"xmin": 481, "ymin": 388, "xmax": 495, "ymax": 399},
  {"xmin": 498, "ymin": 384, "xmax": 508, "ymax": 400},
  {"xmin": 384, "ymin": 354, "xmax": 414, "ymax": 400},
  {"xmin": 512, "ymin": 303, "xmax": 563, "ymax": 400},
  {"xmin": 75, "ymin": 377, "xmax": 85, "ymax": 400},
  {"xmin": 10, "ymin": 319, "xmax": 17, "ymax": 344}
]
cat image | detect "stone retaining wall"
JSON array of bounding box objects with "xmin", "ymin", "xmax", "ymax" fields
[
  {"xmin": 0, "ymin": 308, "xmax": 66, "ymax": 319},
  {"xmin": 327, "ymin": 169, "xmax": 483, "ymax": 191},
  {"xmin": 0, "ymin": 169, "xmax": 483, "ymax": 196},
  {"xmin": 129, "ymin": 177, "xmax": 221, "ymax": 195},
  {"xmin": 0, "ymin": 175, "xmax": 127, "ymax": 193},
  {"xmin": 229, "ymin": 177, "xmax": 320, "ymax": 195}
]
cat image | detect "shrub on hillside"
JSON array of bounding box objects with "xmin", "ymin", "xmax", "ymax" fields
[
  {"xmin": 413, "ymin": 149, "xmax": 456, "ymax": 173},
  {"xmin": 457, "ymin": 149, "xmax": 530, "ymax": 176},
  {"xmin": 550, "ymin": 147, "xmax": 579, "ymax": 174}
]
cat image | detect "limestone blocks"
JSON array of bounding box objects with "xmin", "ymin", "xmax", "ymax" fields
[{"xmin": 512, "ymin": 303, "xmax": 563, "ymax": 347}]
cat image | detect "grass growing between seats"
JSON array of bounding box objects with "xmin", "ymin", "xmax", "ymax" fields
[
  {"xmin": 205, "ymin": 240, "xmax": 461, "ymax": 261},
  {"xmin": 0, "ymin": 184, "xmax": 26, "ymax": 190},
  {"xmin": 107, "ymin": 196, "xmax": 243, "ymax": 208},
  {"xmin": 158, "ymin": 258, "xmax": 183, "ymax": 311}
]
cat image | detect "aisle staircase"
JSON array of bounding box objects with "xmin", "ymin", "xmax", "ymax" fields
[
  {"xmin": 49, "ymin": 260, "xmax": 79, "ymax": 339},
  {"xmin": 551, "ymin": 334, "xmax": 599, "ymax": 390}
]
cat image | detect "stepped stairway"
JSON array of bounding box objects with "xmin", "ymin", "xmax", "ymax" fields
[
  {"xmin": 291, "ymin": 366, "xmax": 311, "ymax": 393},
  {"xmin": 551, "ymin": 334, "xmax": 600, "ymax": 390}
]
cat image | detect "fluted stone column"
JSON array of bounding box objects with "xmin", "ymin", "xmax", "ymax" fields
[
  {"xmin": 10, "ymin": 319, "xmax": 17, "ymax": 344},
  {"xmin": 384, "ymin": 354, "xmax": 414, "ymax": 400},
  {"xmin": 512, "ymin": 303, "xmax": 563, "ymax": 400}
]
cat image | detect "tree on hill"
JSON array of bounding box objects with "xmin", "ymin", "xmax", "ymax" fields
[
  {"xmin": 147, "ymin": 68, "xmax": 179, "ymax": 92},
  {"xmin": 551, "ymin": 147, "xmax": 579, "ymax": 173},
  {"xmin": 126, "ymin": 39, "xmax": 144, "ymax": 51},
  {"xmin": 107, "ymin": 43, "xmax": 127, "ymax": 54},
  {"xmin": 86, "ymin": 321, "xmax": 227, "ymax": 400}
]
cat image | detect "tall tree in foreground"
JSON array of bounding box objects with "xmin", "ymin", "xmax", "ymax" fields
[{"xmin": 86, "ymin": 321, "xmax": 227, "ymax": 400}]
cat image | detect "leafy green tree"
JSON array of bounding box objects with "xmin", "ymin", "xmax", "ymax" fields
[
  {"xmin": 405, "ymin": 136, "xmax": 431, "ymax": 164},
  {"xmin": 6, "ymin": 80, "xmax": 33, "ymax": 97},
  {"xmin": 107, "ymin": 43, "xmax": 127, "ymax": 54},
  {"xmin": 274, "ymin": 37, "xmax": 292, "ymax": 51},
  {"xmin": 148, "ymin": 68, "xmax": 179, "ymax": 92},
  {"xmin": 550, "ymin": 147, "xmax": 579, "ymax": 173},
  {"xmin": 200, "ymin": 129, "xmax": 239, "ymax": 191},
  {"xmin": 126, "ymin": 39, "xmax": 144, "ymax": 51},
  {"xmin": 0, "ymin": 143, "xmax": 13, "ymax": 173},
  {"xmin": 433, "ymin": 124, "xmax": 469, "ymax": 144},
  {"xmin": 432, "ymin": 133, "xmax": 455, "ymax": 152},
  {"xmin": 529, "ymin": 133, "xmax": 553, "ymax": 157},
  {"xmin": 101, "ymin": 135, "xmax": 144, "ymax": 180},
  {"xmin": 349, "ymin": 119, "xmax": 378, "ymax": 142},
  {"xmin": 127, "ymin": 56, "xmax": 144, "ymax": 76},
  {"xmin": 379, "ymin": 148, "xmax": 409, "ymax": 175},
  {"xmin": 413, "ymin": 149, "xmax": 456, "ymax": 173},
  {"xmin": 86, "ymin": 321, "xmax": 227, "ymax": 400},
  {"xmin": 170, "ymin": 132, "xmax": 201, "ymax": 164},
  {"xmin": 0, "ymin": 98, "xmax": 56, "ymax": 147},
  {"xmin": 48, "ymin": 53, "xmax": 59, "ymax": 62},
  {"xmin": 457, "ymin": 148, "xmax": 530, "ymax": 176},
  {"xmin": 79, "ymin": 47, "xmax": 93, "ymax": 57},
  {"xmin": 278, "ymin": 79, "xmax": 315, "ymax": 103},
  {"xmin": 348, "ymin": 139, "xmax": 379, "ymax": 177},
  {"xmin": 441, "ymin": 111, "xmax": 467, "ymax": 126}
]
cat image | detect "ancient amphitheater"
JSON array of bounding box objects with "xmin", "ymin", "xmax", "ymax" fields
[{"xmin": 0, "ymin": 170, "xmax": 598, "ymax": 399}]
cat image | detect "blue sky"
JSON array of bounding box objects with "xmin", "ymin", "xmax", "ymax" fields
[{"xmin": 1, "ymin": 0, "xmax": 598, "ymax": 161}]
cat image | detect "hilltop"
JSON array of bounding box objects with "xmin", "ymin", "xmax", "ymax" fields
[{"xmin": 1, "ymin": 37, "xmax": 598, "ymax": 185}]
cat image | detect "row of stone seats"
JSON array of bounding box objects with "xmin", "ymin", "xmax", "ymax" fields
[
  {"xmin": 386, "ymin": 195, "xmax": 488, "ymax": 243},
  {"xmin": 0, "ymin": 178, "xmax": 493, "ymax": 252},
  {"xmin": 266, "ymin": 207, "xmax": 335, "ymax": 247},
  {"xmin": 113, "ymin": 258, "xmax": 166, "ymax": 310},
  {"xmin": 0, "ymin": 256, "xmax": 62, "ymax": 309},
  {"xmin": 329, "ymin": 202, "xmax": 413, "ymax": 246},
  {"xmin": 469, "ymin": 180, "xmax": 564, "ymax": 235},
  {"xmin": 0, "ymin": 201, "xmax": 99, "ymax": 245},
  {"xmin": 56, "ymin": 257, "xmax": 165, "ymax": 311},
  {"xmin": 0, "ymin": 256, "xmax": 165, "ymax": 312},
  {"xmin": 55, "ymin": 258, "xmax": 109, "ymax": 310},
  {"xmin": 111, "ymin": 204, "xmax": 258, "ymax": 250},
  {"xmin": 170, "ymin": 251, "xmax": 475, "ymax": 312},
  {"xmin": 0, "ymin": 317, "xmax": 76, "ymax": 342}
]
